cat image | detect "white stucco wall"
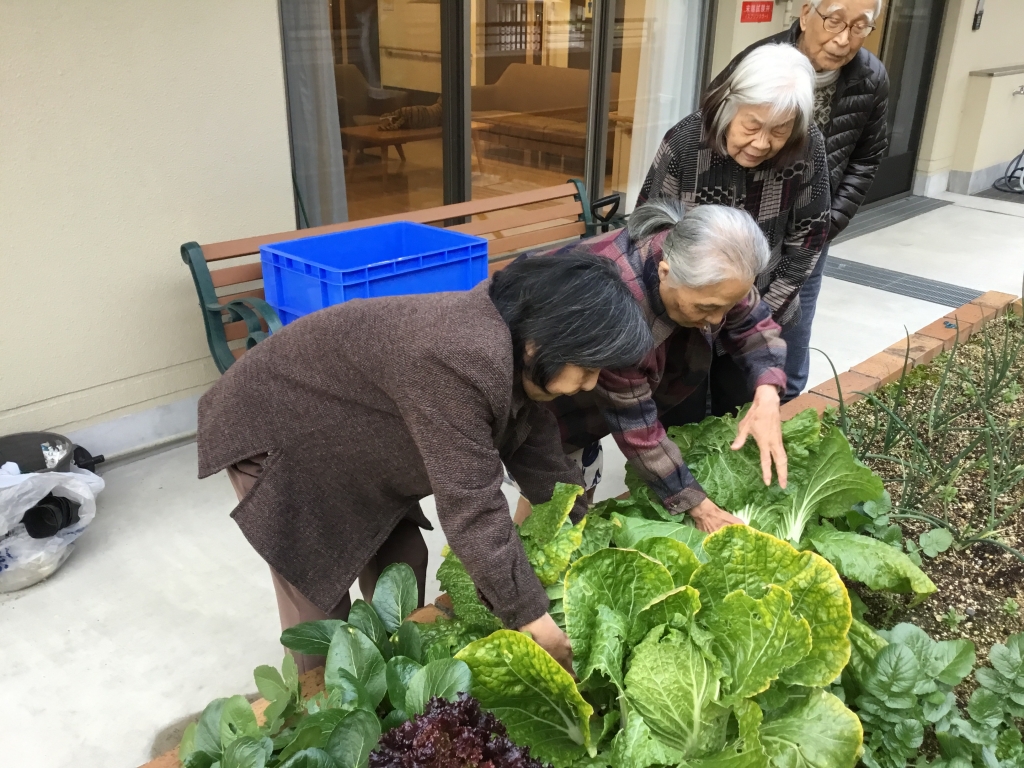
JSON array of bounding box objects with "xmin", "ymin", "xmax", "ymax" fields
[
  {"xmin": 915, "ymin": 0, "xmax": 1024, "ymax": 186},
  {"xmin": 0, "ymin": 0, "xmax": 296, "ymax": 437}
]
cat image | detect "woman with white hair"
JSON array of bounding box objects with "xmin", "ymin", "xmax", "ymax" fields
[
  {"xmin": 540, "ymin": 201, "xmax": 789, "ymax": 533},
  {"xmin": 709, "ymin": 0, "xmax": 889, "ymax": 401},
  {"xmin": 638, "ymin": 42, "xmax": 830, "ymax": 419}
]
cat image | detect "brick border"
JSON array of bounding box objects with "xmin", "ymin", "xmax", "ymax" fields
[{"xmin": 781, "ymin": 291, "xmax": 1021, "ymax": 420}]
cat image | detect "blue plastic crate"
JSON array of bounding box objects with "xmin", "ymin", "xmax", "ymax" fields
[{"xmin": 260, "ymin": 221, "xmax": 489, "ymax": 324}]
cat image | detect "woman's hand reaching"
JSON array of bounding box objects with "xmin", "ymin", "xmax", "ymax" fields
[
  {"xmin": 689, "ymin": 496, "xmax": 744, "ymax": 532},
  {"xmin": 732, "ymin": 384, "xmax": 788, "ymax": 489},
  {"xmin": 520, "ymin": 613, "xmax": 574, "ymax": 676}
]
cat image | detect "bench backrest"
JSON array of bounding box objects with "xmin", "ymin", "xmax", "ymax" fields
[{"xmin": 182, "ymin": 180, "xmax": 595, "ymax": 373}]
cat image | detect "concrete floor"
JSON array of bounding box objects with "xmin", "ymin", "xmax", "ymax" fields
[
  {"xmin": 828, "ymin": 201, "xmax": 1024, "ymax": 296},
  {"xmin": 2, "ymin": 195, "xmax": 1022, "ymax": 768}
]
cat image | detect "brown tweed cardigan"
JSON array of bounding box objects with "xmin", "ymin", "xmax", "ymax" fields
[{"xmin": 197, "ymin": 282, "xmax": 585, "ymax": 628}]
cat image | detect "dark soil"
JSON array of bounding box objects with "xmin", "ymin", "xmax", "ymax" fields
[{"xmin": 842, "ymin": 313, "xmax": 1024, "ymax": 679}]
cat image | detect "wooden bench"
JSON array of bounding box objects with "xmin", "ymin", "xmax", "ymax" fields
[{"xmin": 182, "ymin": 180, "xmax": 620, "ymax": 374}]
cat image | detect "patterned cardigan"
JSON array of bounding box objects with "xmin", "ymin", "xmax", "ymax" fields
[
  {"xmin": 545, "ymin": 228, "xmax": 787, "ymax": 513},
  {"xmin": 637, "ymin": 111, "xmax": 831, "ymax": 327}
]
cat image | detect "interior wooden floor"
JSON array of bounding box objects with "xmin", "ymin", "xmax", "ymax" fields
[{"xmin": 344, "ymin": 138, "xmax": 613, "ymax": 222}]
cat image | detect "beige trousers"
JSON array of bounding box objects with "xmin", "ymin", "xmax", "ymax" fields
[{"xmin": 227, "ymin": 455, "xmax": 428, "ymax": 673}]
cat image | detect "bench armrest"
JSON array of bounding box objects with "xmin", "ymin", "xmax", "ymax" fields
[
  {"xmin": 205, "ymin": 297, "xmax": 283, "ymax": 350},
  {"xmin": 182, "ymin": 240, "xmax": 281, "ymax": 374}
]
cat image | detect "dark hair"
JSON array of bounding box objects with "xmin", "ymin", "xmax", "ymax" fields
[{"xmin": 489, "ymin": 252, "xmax": 653, "ymax": 389}]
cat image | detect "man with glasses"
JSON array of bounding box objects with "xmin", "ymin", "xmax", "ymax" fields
[{"xmin": 708, "ymin": 0, "xmax": 889, "ymax": 402}]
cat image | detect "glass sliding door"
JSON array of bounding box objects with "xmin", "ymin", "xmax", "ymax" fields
[
  {"xmin": 467, "ymin": 0, "xmax": 597, "ymax": 200},
  {"xmin": 862, "ymin": 0, "xmax": 946, "ymax": 203},
  {"xmin": 467, "ymin": 0, "xmax": 707, "ymax": 207},
  {"xmin": 282, "ymin": 0, "xmax": 707, "ymax": 221},
  {"xmin": 336, "ymin": 0, "xmax": 447, "ymax": 218}
]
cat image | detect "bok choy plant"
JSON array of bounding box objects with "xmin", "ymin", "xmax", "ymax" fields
[{"xmin": 618, "ymin": 407, "xmax": 938, "ymax": 605}]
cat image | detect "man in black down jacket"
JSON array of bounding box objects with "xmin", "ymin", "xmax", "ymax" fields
[{"xmin": 709, "ymin": 0, "xmax": 889, "ymax": 400}]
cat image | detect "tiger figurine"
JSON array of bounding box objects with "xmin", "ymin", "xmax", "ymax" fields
[{"xmin": 378, "ymin": 98, "xmax": 442, "ymax": 131}]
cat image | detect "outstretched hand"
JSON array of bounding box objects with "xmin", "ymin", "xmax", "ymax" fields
[
  {"xmin": 732, "ymin": 384, "xmax": 788, "ymax": 489},
  {"xmin": 689, "ymin": 497, "xmax": 745, "ymax": 532},
  {"xmin": 521, "ymin": 613, "xmax": 575, "ymax": 676}
]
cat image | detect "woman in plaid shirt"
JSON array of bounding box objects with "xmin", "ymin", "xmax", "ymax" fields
[
  {"xmin": 638, "ymin": 42, "xmax": 830, "ymax": 419},
  {"xmin": 542, "ymin": 201, "xmax": 790, "ymax": 532}
]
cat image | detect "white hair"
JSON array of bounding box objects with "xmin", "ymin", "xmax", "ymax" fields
[
  {"xmin": 704, "ymin": 43, "xmax": 815, "ymax": 158},
  {"xmin": 627, "ymin": 200, "xmax": 771, "ymax": 287},
  {"xmin": 808, "ymin": 0, "xmax": 884, "ymax": 24}
]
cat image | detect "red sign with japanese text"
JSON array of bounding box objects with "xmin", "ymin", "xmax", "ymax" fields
[{"xmin": 740, "ymin": 1, "xmax": 773, "ymax": 22}]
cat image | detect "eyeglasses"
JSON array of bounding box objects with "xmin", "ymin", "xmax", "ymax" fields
[{"xmin": 814, "ymin": 7, "xmax": 876, "ymax": 38}]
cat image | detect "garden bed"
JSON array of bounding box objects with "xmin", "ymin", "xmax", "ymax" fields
[
  {"xmin": 845, "ymin": 312, "xmax": 1024, "ymax": 674},
  {"xmin": 142, "ymin": 292, "xmax": 1024, "ymax": 768}
]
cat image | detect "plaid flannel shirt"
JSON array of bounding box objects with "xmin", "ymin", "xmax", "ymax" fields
[
  {"xmin": 637, "ymin": 111, "xmax": 831, "ymax": 326},
  {"xmin": 544, "ymin": 228, "xmax": 787, "ymax": 513}
]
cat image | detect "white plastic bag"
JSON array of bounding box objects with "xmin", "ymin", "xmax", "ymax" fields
[{"xmin": 0, "ymin": 461, "xmax": 104, "ymax": 592}]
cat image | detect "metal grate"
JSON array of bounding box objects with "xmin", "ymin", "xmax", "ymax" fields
[
  {"xmin": 832, "ymin": 195, "xmax": 952, "ymax": 244},
  {"xmin": 823, "ymin": 257, "xmax": 983, "ymax": 307}
]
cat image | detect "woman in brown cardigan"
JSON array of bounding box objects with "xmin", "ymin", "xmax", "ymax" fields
[{"xmin": 196, "ymin": 253, "xmax": 652, "ymax": 672}]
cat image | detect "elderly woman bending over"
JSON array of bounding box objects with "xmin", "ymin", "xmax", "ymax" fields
[
  {"xmin": 638, "ymin": 42, "xmax": 830, "ymax": 419},
  {"xmin": 543, "ymin": 202, "xmax": 788, "ymax": 533}
]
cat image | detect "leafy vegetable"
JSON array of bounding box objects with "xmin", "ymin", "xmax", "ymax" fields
[
  {"xmin": 974, "ymin": 633, "xmax": 1024, "ymax": 719},
  {"xmin": 631, "ymin": 536, "xmax": 701, "ymax": 587},
  {"xmin": 780, "ymin": 426, "xmax": 884, "ymax": 541},
  {"xmin": 281, "ymin": 620, "xmax": 349, "ymax": 657},
  {"xmin": 384, "ymin": 656, "xmax": 421, "ymax": 713},
  {"xmin": 369, "ymin": 694, "xmax": 549, "ymax": 767},
  {"xmin": 838, "ymin": 622, "xmax": 987, "ymax": 768},
  {"xmin": 609, "ymin": 513, "xmax": 707, "ymax": 560},
  {"xmin": 574, "ymin": 517, "xmax": 617, "ymax": 562},
  {"xmin": 435, "ymin": 483, "xmax": 587, "ymax": 635},
  {"xmin": 456, "ymin": 525, "xmax": 862, "ymax": 768},
  {"xmin": 645, "ymin": 409, "xmax": 934, "ymax": 606},
  {"xmin": 392, "ymin": 621, "xmax": 423, "ymax": 663},
  {"xmin": 629, "ymin": 585, "xmax": 701, "ymax": 646},
  {"xmin": 806, "ymin": 522, "xmax": 937, "ymax": 605},
  {"xmin": 324, "ymin": 709, "xmax": 380, "ymax": 768},
  {"xmin": 220, "ymin": 694, "xmax": 262, "ymax": 746},
  {"xmin": 326, "ymin": 624, "xmax": 388, "ymax": 707},
  {"xmin": 518, "ymin": 483, "xmax": 588, "ymax": 587},
  {"xmin": 277, "ymin": 747, "xmax": 339, "ymax": 768},
  {"xmin": 349, "ymin": 600, "xmax": 394, "ymax": 661},
  {"xmin": 221, "ymin": 735, "xmax": 273, "ymax": 768},
  {"xmin": 519, "ymin": 482, "xmax": 583, "ymax": 543},
  {"xmin": 759, "ymin": 689, "xmax": 863, "ymax": 768},
  {"xmin": 404, "ymin": 658, "xmax": 473, "ymax": 716},
  {"xmin": 562, "ymin": 548, "xmax": 674, "ymax": 688},
  {"xmin": 701, "ymin": 586, "xmax": 811, "ymax": 705},
  {"xmin": 624, "ymin": 624, "xmax": 730, "ymax": 756},
  {"xmin": 371, "ymin": 563, "xmax": 419, "ymax": 634},
  {"xmin": 180, "ymin": 561, "xmax": 487, "ymax": 768},
  {"xmin": 434, "ymin": 548, "xmax": 502, "ymax": 634},
  {"xmin": 608, "ymin": 712, "xmax": 684, "ymax": 768},
  {"xmin": 255, "ymin": 653, "xmax": 300, "ymax": 725},
  {"xmin": 690, "ymin": 524, "xmax": 852, "ymax": 688},
  {"xmin": 456, "ymin": 629, "xmax": 595, "ymax": 764}
]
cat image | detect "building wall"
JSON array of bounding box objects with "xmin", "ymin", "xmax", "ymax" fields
[
  {"xmin": 914, "ymin": 0, "xmax": 1024, "ymax": 194},
  {"xmin": 709, "ymin": 0, "xmax": 789, "ymax": 79},
  {"xmin": 949, "ymin": 69, "xmax": 1024, "ymax": 193},
  {"xmin": 0, "ymin": 1, "xmax": 295, "ymax": 443}
]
